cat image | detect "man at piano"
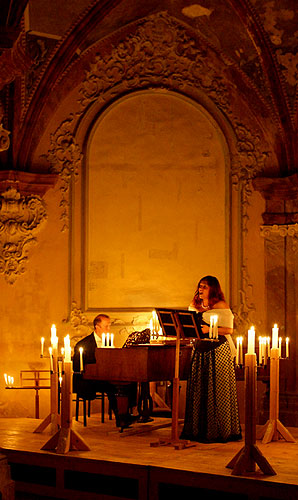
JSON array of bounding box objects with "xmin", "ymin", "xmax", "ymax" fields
[{"xmin": 73, "ymin": 313, "xmax": 136, "ymax": 429}]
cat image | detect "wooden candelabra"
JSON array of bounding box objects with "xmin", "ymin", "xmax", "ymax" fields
[
  {"xmin": 41, "ymin": 362, "xmax": 90, "ymax": 454},
  {"xmin": 34, "ymin": 350, "xmax": 60, "ymax": 434},
  {"xmin": 227, "ymin": 353, "xmax": 276, "ymax": 476},
  {"xmin": 257, "ymin": 348, "xmax": 296, "ymax": 444}
]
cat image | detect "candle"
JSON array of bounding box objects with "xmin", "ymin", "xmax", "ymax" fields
[
  {"xmin": 61, "ymin": 347, "xmax": 65, "ymax": 356},
  {"xmin": 272, "ymin": 324, "xmax": 279, "ymax": 349},
  {"xmin": 247, "ymin": 326, "xmax": 255, "ymax": 354},
  {"xmin": 111, "ymin": 333, "xmax": 114, "ymax": 348},
  {"xmin": 263, "ymin": 338, "xmax": 268, "ymax": 366},
  {"xmin": 236, "ymin": 337, "xmax": 240, "ymax": 365},
  {"xmin": 102, "ymin": 333, "xmax": 106, "ymax": 347},
  {"xmin": 107, "ymin": 333, "xmax": 110, "ymax": 347},
  {"xmin": 79, "ymin": 347, "xmax": 84, "ymax": 371},
  {"xmin": 49, "ymin": 347, "xmax": 53, "ymax": 371},
  {"xmin": 209, "ymin": 316, "xmax": 213, "ymax": 339},
  {"xmin": 40, "ymin": 337, "xmax": 45, "ymax": 357},
  {"xmin": 258, "ymin": 336, "xmax": 262, "ymax": 365},
  {"xmin": 58, "ymin": 360, "xmax": 62, "ymax": 377},
  {"xmin": 286, "ymin": 337, "xmax": 289, "ymax": 358},
  {"xmin": 267, "ymin": 336, "xmax": 271, "ymax": 358},
  {"xmin": 239, "ymin": 337, "xmax": 243, "ymax": 365},
  {"xmin": 51, "ymin": 324, "xmax": 58, "ymax": 350},
  {"xmin": 64, "ymin": 335, "xmax": 71, "ymax": 362},
  {"xmin": 279, "ymin": 337, "xmax": 282, "ymax": 357},
  {"xmin": 4, "ymin": 373, "xmax": 8, "ymax": 386},
  {"xmin": 213, "ymin": 315, "xmax": 218, "ymax": 339}
]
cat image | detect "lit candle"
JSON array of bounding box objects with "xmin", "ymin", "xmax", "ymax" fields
[
  {"xmin": 239, "ymin": 337, "xmax": 243, "ymax": 365},
  {"xmin": 286, "ymin": 337, "xmax": 289, "ymax": 358},
  {"xmin": 79, "ymin": 347, "xmax": 84, "ymax": 371},
  {"xmin": 49, "ymin": 347, "xmax": 53, "ymax": 371},
  {"xmin": 110, "ymin": 333, "xmax": 114, "ymax": 348},
  {"xmin": 4, "ymin": 373, "xmax": 8, "ymax": 386},
  {"xmin": 236, "ymin": 337, "xmax": 240, "ymax": 365},
  {"xmin": 263, "ymin": 338, "xmax": 268, "ymax": 366},
  {"xmin": 102, "ymin": 333, "xmax": 106, "ymax": 347},
  {"xmin": 61, "ymin": 347, "xmax": 65, "ymax": 356},
  {"xmin": 279, "ymin": 337, "xmax": 282, "ymax": 357},
  {"xmin": 272, "ymin": 324, "xmax": 279, "ymax": 349},
  {"xmin": 258, "ymin": 336, "xmax": 262, "ymax": 365},
  {"xmin": 209, "ymin": 316, "xmax": 213, "ymax": 339},
  {"xmin": 64, "ymin": 335, "xmax": 71, "ymax": 362},
  {"xmin": 267, "ymin": 336, "xmax": 271, "ymax": 357},
  {"xmin": 107, "ymin": 333, "xmax": 110, "ymax": 347},
  {"xmin": 51, "ymin": 324, "xmax": 58, "ymax": 350},
  {"xmin": 40, "ymin": 337, "xmax": 45, "ymax": 357},
  {"xmin": 247, "ymin": 326, "xmax": 255, "ymax": 354},
  {"xmin": 213, "ymin": 315, "xmax": 218, "ymax": 339}
]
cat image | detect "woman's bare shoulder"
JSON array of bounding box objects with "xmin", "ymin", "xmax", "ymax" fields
[{"xmin": 212, "ymin": 300, "xmax": 230, "ymax": 309}]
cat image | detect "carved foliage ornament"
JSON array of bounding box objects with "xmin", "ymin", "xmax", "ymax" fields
[
  {"xmin": 45, "ymin": 116, "xmax": 82, "ymax": 231},
  {"xmin": 0, "ymin": 123, "xmax": 10, "ymax": 152},
  {"xmin": 0, "ymin": 188, "xmax": 47, "ymax": 283}
]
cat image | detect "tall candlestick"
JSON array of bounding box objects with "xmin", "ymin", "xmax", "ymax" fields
[
  {"xmin": 236, "ymin": 337, "xmax": 240, "ymax": 365},
  {"xmin": 286, "ymin": 337, "xmax": 289, "ymax": 358},
  {"xmin": 278, "ymin": 337, "xmax": 282, "ymax": 358},
  {"xmin": 40, "ymin": 337, "xmax": 45, "ymax": 357},
  {"xmin": 79, "ymin": 347, "xmax": 84, "ymax": 371},
  {"xmin": 247, "ymin": 326, "xmax": 255, "ymax": 354},
  {"xmin": 213, "ymin": 315, "xmax": 218, "ymax": 339},
  {"xmin": 258, "ymin": 336, "xmax": 262, "ymax": 365},
  {"xmin": 107, "ymin": 333, "xmax": 110, "ymax": 347},
  {"xmin": 111, "ymin": 333, "xmax": 114, "ymax": 348},
  {"xmin": 263, "ymin": 338, "xmax": 268, "ymax": 366},
  {"xmin": 102, "ymin": 333, "xmax": 106, "ymax": 347},
  {"xmin": 272, "ymin": 324, "xmax": 278, "ymax": 349},
  {"xmin": 267, "ymin": 336, "xmax": 271, "ymax": 358}
]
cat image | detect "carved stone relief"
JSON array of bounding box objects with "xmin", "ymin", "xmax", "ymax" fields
[
  {"xmin": 0, "ymin": 187, "xmax": 47, "ymax": 284},
  {"xmin": 261, "ymin": 223, "xmax": 298, "ymax": 254},
  {"xmin": 45, "ymin": 115, "xmax": 81, "ymax": 232}
]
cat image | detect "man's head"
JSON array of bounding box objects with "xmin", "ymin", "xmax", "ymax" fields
[{"xmin": 93, "ymin": 314, "xmax": 111, "ymax": 335}]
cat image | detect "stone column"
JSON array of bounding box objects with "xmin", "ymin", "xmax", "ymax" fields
[{"xmin": 253, "ymin": 174, "xmax": 298, "ymax": 425}]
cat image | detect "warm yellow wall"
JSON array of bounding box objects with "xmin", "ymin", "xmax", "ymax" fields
[{"xmin": 87, "ymin": 91, "xmax": 229, "ymax": 310}]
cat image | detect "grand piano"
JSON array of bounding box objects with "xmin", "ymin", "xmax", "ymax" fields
[{"xmin": 83, "ymin": 343, "xmax": 193, "ymax": 421}]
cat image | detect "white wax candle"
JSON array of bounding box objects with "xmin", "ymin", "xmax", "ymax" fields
[
  {"xmin": 286, "ymin": 337, "xmax": 289, "ymax": 358},
  {"xmin": 247, "ymin": 326, "xmax": 255, "ymax": 354},
  {"xmin": 102, "ymin": 333, "xmax": 106, "ymax": 347},
  {"xmin": 279, "ymin": 337, "xmax": 282, "ymax": 357},
  {"xmin": 111, "ymin": 333, "xmax": 114, "ymax": 348},
  {"xmin": 4, "ymin": 373, "xmax": 8, "ymax": 386},
  {"xmin": 49, "ymin": 347, "xmax": 53, "ymax": 371},
  {"xmin": 239, "ymin": 337, "xmax": 243, "ymax": 365},
  {"xmin": 79, "ymin": 347, "xmax": 84, "ymax": 371},
  {"xmin": 263, "ymin": 338, "xmax": 267, "ymax": 366},
  {"xmin": 209, "ymin": 316, "xmax": 213, "ymax": 339},
  {"xmin": 267, "ymin": 336, "xmax": 271, "ymax": 357},
  {"xmin": 51, "ymin": 324, "xmax": 58, "ymax": 350},
  {"xmin": 258, "ymin": 337, "xmax": 262, "ymax": 365},
  {"xmin": 236, "ymin": 337, "xmax": 240, "ymax": 365},
  {"xmin": 213, "ymin": 315, "xmax": 218, "ymax": 339},
  {"xmin": 107, "ymin": 333, "xmax": 110, "ymax": 347},
  {"xmin": 64, "ymin": 335, "xmax": 71, "ymax": 362},
  {"xmin": 272, "ymin": 324, "xmax": 278, "ymax": 349},
  {"xmin": 40, "ymin": 337, "xmax": 45, "ymax": 357}
]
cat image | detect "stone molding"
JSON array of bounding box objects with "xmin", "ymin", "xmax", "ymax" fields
[
  {"xmin": 260, "ymin": 223, "xmax": 298, "ymax": 238},
  {"xmin": 0, "ymin": 33, "xmax": 32, "ymax": 91},
  {"xmin": 0, "ymin": 123, "xmax": 10, "ymax": 152},
  {"xmin": 0, "ymin": 171, "xmax": 57, "ymax": 284}
]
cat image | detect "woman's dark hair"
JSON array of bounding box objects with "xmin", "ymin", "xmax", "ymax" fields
[{"xmin": 193, "ymin": 275, "xmax": 225, "ymax": 309}]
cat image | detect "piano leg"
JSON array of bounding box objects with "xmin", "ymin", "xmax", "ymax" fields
[{"xmin": 137, "ymin": 382, "xmax": 154, "ymax": 423}]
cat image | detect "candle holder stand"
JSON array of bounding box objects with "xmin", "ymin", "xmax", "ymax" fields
[
  {"xmin": 41, "ymin": 362, "xmax": 90, "ymax": 453},
  {"xmin": 257, "ymin": 348, "xmax": 296, "ymax": 444},
  {"xmin": 34, "ymin": 351, "xmax": 60, "ymax": 434},
  {"xmin": 227, "ymin": 353, "xmax": 276, "ymax": 476}
]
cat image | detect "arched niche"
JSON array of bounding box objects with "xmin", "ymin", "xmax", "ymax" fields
[{"xmin": 85, "ymin": 90, "xmax": 230, "ymax": 310}]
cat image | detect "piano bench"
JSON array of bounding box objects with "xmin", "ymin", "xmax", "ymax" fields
[{"xmin": 74, "ymin": 392, "xmax": 112, "ymax": 426}]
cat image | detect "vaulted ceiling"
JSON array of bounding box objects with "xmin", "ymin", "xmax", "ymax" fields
[{"xmin": 0, "ymin": 0, "xmax": 297, "ymax": 175}]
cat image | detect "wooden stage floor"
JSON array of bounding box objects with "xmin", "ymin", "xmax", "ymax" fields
[{"xmin": 0, "ymin": 415, "xmax": 298, "ymax": 500}]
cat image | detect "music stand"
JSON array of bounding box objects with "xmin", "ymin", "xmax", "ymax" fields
[{"xmin": 151, "ymin": 308, "xmax": 200, "ymax": 449}]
